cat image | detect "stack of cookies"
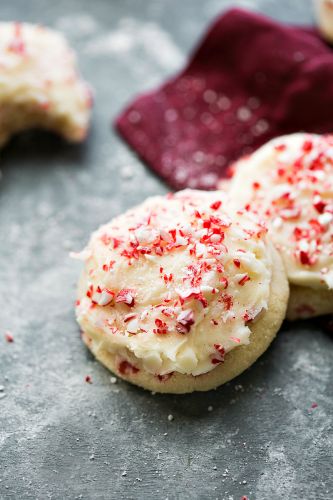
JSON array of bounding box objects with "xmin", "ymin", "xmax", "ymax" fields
[{"xmin": 75, "ymin": 133, "xmax": 333, "ymax": 394}]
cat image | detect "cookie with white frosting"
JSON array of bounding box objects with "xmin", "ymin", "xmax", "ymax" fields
[
  {"xmin": 0, "ymin": 22, "xmax": 92, "ymax": 146},
  {"xmin": 74, "ymin": 190, "xmax": 288, "ymax": 393},
  {"xmin": 227, "ymin": 133, "xmax": 333, "ymax": 320}
]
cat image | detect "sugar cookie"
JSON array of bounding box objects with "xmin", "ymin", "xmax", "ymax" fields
[
  {"xmin": 74, "ymin": 190, "xmax": 288, "ymax": 393},
  {"xmin": 227, "ymin": 133, "xmax": 333, "ymax": 319}
]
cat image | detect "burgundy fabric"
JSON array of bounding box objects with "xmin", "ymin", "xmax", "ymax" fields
[{"xmin": 115, "ymin": 8, "xmax": 333, "ymax": 190}]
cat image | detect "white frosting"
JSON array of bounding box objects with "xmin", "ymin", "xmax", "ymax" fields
[
  {"xmin": 227, "ymin": 133, "xmax": 333, "ymax": 290},
  {"xmin": 75, "ymin": 190, "xmax": 272, "ymax": 376},
  {"xmin": 0, "ymin": 22, "xmax": 92, "ymax": 145}
]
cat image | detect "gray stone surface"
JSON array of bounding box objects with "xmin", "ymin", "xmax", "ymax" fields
[{"xmin": 0, "ymin": 1, "xmax": 332, "ymax": 499}]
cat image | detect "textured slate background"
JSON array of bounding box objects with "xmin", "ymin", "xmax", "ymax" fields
[{"xmin": 0, "ymin": 1, "xmax": 332, "ymax": 499}]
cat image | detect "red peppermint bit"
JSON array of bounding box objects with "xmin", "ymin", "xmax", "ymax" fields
[
  {"xmin": 241, "ymin": 496, "xmax": 249, "ymax": 500},
  {"xmin": 211, "ymin": 358, "xmax": 222, "ymax": 364},
  {"xmin": 233, "ymin": 259, "xmax": 241, "ymax": 268},
  {"xmin": 313, "ymin": 199, "xmax": 326, "ymax": 214},
  {"xmin": 238, "ymin": 274, "xmax": 251, "ymax": 286},
  {"xmin": 112, "ymin": 238, "xmax": 122, "ymax": 249},
  {"xmin": 102, "ymin": 260, "xmax": 116, "ymax": 272},
  {"xmin": 210, "ymin": 200, "xmax": 222, "ymax": 210},
  {"xmin": 299, "ymin": 251, "xmax": 312, "ymax": 266},
  {"xmin": 293, "ymin": 226, "xmax": 309, "ymax": 241},
  {"xmin": 85, "ymin": 375, "xmax": 92, "ymax": 384},
  {"xmin": 277, "ymin": 167, "xmax": 286, "ymax": 177},
  {"xmin": 116, "ymin": 289, "xmax": 136, "ymax": 306},
  {"xmin": 8, "ymin": 36, "xmax": 25, "ymax": 55},
  {"xmin": 169, "ymin": 229, "xmax": 177, "ymax": 241},
  {"xmin": 177, "ymin": 288, "xmax": 208, "ymax": 308},
  {"xmin": 123, "ymin": 313, "xmax": 137, "ymax": 323},
  {"xmin": 210, "ymin": 215, "xmax": 230, "ymax": 227},
  {"xmin": 100, "ymin": 233, "xmax": 112, "ymax": 245},
  {"xmin": 161, "ymin": 307, "xmax": 173, "ymax": 317},
  {"xmin": 5, "ymin": 331, "xmax": 14, "ymax": 343},
  {"xmin": 176, "ymin": 309, "xmax": 195, "ymax": 333},
  {"xmin": 309, "ymin": 219, "xmax": 324, "ymax": 234},
  {"xmin": 220, "ymin": 294, "xmax": 233, "ymax": 310},
  {"xmin": 203, "ymin": 219, "xmax": 211, "ymax": 229},
  {"xmin": 75, "ymin": 299, "xmax": 81, "ymax": 306},
  {"xmin": 86, "ymin": 284, "xmax": 93, "ymax": 298},
  {"xmin": 197, "ymin": 293, "xmax": 208, "ymax": 308},
  {"xmin": 159, "ymin": 266, "xmax": 164, "ymax": 274},
  {"xmin": 230, "ymin": 336, "xmax": 241, "ymax": 343},
  {"xmin": 154, "ymin": 318, "xmax": 168, "ymax": 334},
  {"xmin": 118, "ymin": 360, "xmax": 139, "ymax": 375},
  {"xmin": 243, "ymin": 310, "xmax": 257, "ymax": 322},
  {"xmin": 252, "ymin": 181, "xmax": 261, "ymax": 190},
  {"xmin": 275, "ymin": 143, "xmax": 286, "ymax": 152},
  {"xmin": 163, "ymin": 293, "xmax": 172, "ymax": 303},
  {"xmin": 302, "ymin": 140, "xmax": 313, "ymax": 152},
  {"xmin": 157, "ymin": 372, "xmax": 174, "ymax": 382},
  {"xmin": 310, "ymin": 402, "xmax": 318, "ymax": 409},
  {"xmin": 211, "ymin": 344, "xmax": 225, "ymax": 364}
]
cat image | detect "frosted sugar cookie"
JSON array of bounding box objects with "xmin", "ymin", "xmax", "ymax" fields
[
  {"xmin": 227, "ymin": 133, "xmax": 333, "ymax": 319},
  {"xmin": 74, "ymin": 190, "xmax": 288, "ymax": 393}
]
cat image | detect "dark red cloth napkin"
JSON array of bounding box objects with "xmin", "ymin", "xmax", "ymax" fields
[{"xmin": 115, "ymin": 8, "xmax": 333, "ymax": 190}]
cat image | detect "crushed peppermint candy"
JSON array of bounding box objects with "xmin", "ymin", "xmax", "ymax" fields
[{"xmin": 115, "ymin": 289, "xmax": 136, "ymax": 307}]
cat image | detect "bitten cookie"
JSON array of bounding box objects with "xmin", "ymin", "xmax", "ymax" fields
[
  {"xmin": 0, "ymin": 22, "xmax": 92, "ymax": 146},
  {"xmin": 74, "ymin": 190, "xmax": 288, "ymax": 393},
  {"xmin": 226, "ymin": 133, "xmax": 333, "ymax": 320}
]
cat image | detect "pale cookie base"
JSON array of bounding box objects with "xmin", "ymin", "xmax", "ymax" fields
[
  {"xmin": 80, "ymin": 244, "xmax": 289, "ymax": 394},
  {"xmin": 0, "ymin": 102, "xmax": 86, "ymax": 147},
  {"xmin": 287, "ymin": 285, "xmax": 333, "ymax": 320}
]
